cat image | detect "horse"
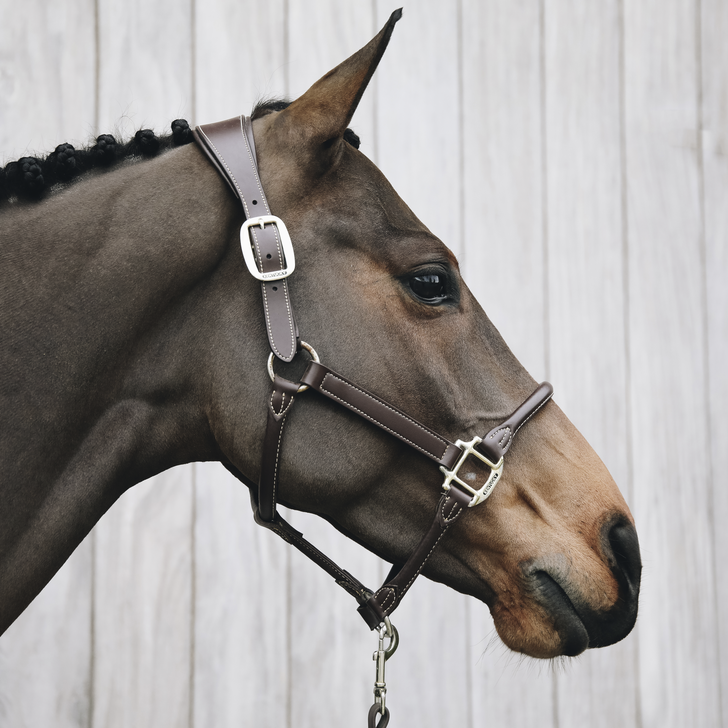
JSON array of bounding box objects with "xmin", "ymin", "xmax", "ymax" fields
[{"xmin": 0, "ymin": 7, "xmax": 640, "ymax": 686}]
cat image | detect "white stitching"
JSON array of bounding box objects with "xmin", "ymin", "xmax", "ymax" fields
[
  {"xmin": 239, "ymin": 117, "xmax": 296, "ymax": 360},
  {"xmin": 513, "ymin": 394, "xmax": 552, "ymax": 438},
  {"xmin": 319, "ymin": 373, "xmax": 448, "ymax": 462},
  {"xmin": 376, "ymin": 496, "xmax": 463, "ymax": 614},
  {"xmin": 197, "ymin": 126, "xmax": 250, "ymax": 216},
  {"xmin": 239, "ymin": 116, "xmax": 268, "ymax": 215}
]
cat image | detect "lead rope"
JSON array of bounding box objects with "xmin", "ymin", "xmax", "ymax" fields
[{"xmin": 193, "ymin": 115, "xmax": 555, "ymax": 726}]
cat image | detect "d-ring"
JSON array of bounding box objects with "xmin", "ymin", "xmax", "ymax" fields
[{"xmin": 267, "ymin": 341, "xmax": 320, "ymax": 393}]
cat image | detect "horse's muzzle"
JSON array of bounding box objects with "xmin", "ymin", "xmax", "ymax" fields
[{"xmin": 525, "ymin": 516, "xmax": 642, "ymax": 656}]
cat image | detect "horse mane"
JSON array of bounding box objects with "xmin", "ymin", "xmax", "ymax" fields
[{"xmin": 0, "ymin": 99, "xmax": 361, "ymax": 206}]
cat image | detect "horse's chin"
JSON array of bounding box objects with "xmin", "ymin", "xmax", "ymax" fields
[{"xmin": 490, "ymin": 597, "xmax": 589, "ymax": 659}]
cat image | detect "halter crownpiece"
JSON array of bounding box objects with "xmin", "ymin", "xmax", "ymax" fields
[{"xmin": 194, "ymin": 114, "xmax": 553, "ymax": 723}]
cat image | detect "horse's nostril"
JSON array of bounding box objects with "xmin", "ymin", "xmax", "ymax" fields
[{"xmin": 604, "ymin": 519, "xmax": 642, "ymax": 596}]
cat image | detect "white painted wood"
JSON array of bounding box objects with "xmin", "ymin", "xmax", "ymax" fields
[
  {"xmin": 543, "ymin": 2, "xmax": 639, "ymax": 726},
  {"xmin": 192, "ymin": 4, "xmax": 290, "ymax": 726},
  {"xmin": 192, "ymin": 464, "xmax": 290, "ymax": 728},
  {"xmin": 0, "ymin": 2, "xmax": 96, "ymax": 726},
  {"xmin": 92, "ymin": 470, "xmax": 193, "ymax": 728},
  {"xmin": 623, "ymin": 0, "xmax": 721, "ymax": 725},
  {"xmin": 0, "ymin": 545, "xmax": 92, "ymax": 728},
  {"xmin": 461, "ymin": 2, "xmax": 555, "ymax": 726},
  {"xmin": 0, "ymin": 3, "xmax": 726, "ymax": 727},
  {"xmin": 701, "ymin": 0, "xmax": 728, "ymax": 723},
  {"xmin": 91, "ymin": 3, "xmax": 195, "ymax": 726},
  {"xmin": 194, "ymin": 0, "xmax": 288, "ymax": 124},
  {"xmin": 372, "ymin": 3, "xmax": 473, "ymax": 727},
  {"xmin": 284, "ymin": 5, "xmax": 384, "ymax": 726},
  {"xmin": 0, "ymin": 0, "xmax": 96, "ymax": 162},
  {"xmin": 96, "ymin": 0, "xmax": 193, "ymax": 138}
]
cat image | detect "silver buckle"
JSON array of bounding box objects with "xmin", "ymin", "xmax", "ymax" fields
[
  {"xmin": 439, "ymin": 436, "xmax": 504, "ymax": 507},
  {"xmin": 240, "ymin": 215, "xmax": 296, "ymax": 282}
]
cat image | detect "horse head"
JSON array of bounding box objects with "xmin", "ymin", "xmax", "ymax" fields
[
  {"xmin": 200, "ymin": 12, "xmax": 641, "ymax": 658},
  {"xmin": 0, "ymin": 12, "xmax": 640, "ymax": 661}
]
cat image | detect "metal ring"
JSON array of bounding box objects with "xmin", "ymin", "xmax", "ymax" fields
[{"xmin": 267, "ymin": 341, "xmax": 320, "ymax": 393}]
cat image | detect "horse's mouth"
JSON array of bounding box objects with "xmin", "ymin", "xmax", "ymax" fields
[{"xmin": 529, "ymin": 571, "xmax": 590, "ymax": 656}]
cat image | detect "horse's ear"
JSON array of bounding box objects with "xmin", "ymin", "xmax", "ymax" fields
[{"xmin": 272, "ymin": 9, "xmax": 402, "ymax": 170}]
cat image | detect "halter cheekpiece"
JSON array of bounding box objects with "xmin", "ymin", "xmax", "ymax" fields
[{"xmin": 193, "ymin": 115, "xmax": 553, "ymax": 726}]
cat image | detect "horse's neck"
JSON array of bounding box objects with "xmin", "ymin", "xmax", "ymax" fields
[{"xmin": 0, "ymin": 145, "xmax": 241, "ymax": 632}]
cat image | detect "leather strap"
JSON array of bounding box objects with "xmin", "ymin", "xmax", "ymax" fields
[
  {"xmin": 257, "ymin": 357, "xmax": 554, "ymax": 628},
  {"xmin": 357, "ymin": 488, "xmax": 471, "ymax": 628},
  {"xmin": 258, "ymin": 375, "xmax": 300, "ymax": 522},
  {"xmin": 193, "ymin": 112, "xmax": 555, "ymax": 631},
  {"xmin": 479, "ymin": 382, "xmax": 553, "ymax": 462},
  {"xmin": 300, "ymin": 361, "xmax": 462, "ymax": 470},
  {"xmin": 193, "ymin": 116, "xmax": 300, "ymax": 361}
]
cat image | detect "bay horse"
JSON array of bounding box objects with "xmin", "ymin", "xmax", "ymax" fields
[{"xmin": 0, "ymin": 7, "xmax": 640, "ymax": 690}]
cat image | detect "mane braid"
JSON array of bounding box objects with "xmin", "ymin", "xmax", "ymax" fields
[
  {"xmin": 0, "ymin": 119, "xmax": 194, "ymax": 204},
  {"xmin": 1, "ymin": 104, "xmax": 362, "ymax": 205}
]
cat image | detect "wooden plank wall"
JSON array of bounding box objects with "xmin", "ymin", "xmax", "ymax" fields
[{"xmin": 0, "ymin": 1, "xmax": 725, "ymax": 726}]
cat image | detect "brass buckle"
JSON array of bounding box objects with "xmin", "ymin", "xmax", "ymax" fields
[{"xmin": 439, "ymin": 437, "xmax": 504, "ymax": 507}]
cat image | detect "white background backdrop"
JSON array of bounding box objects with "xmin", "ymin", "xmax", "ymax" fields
[{"xmin": 1, "ymin": 1, "xmax": 726, "ymax": 726}]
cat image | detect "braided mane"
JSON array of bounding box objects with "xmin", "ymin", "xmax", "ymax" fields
[{"xmin": 0, "ymin": 100, "xmax": 360, "ymax": 205}]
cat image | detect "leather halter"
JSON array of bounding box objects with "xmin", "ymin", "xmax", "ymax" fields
[{"xmin": 193, "ymin": 116, "xmax": 554, "ymax": 630}]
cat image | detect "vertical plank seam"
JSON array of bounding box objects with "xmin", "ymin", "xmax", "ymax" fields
[
  {"xmin": 695, "ymin": 0, "xmax": 723, "ymax": 723},
  {"xmin": 189, "ymin": 4, "xmax": 198, "ymax": 726},
  {"xmin": 190, "ymin": 466, "xmax": 197, "ymax": 728},
  {"xmin": 283, "ymin": 6, "xmax": 292, "ymax": 726},
  {"xmin": 90, "ymin": 529, "xmax": 96, "ymax": 728},
  {"xmin": 456, "ymin": 3, "xmax": 475, "ymax": 721},
  {"xmin": 456, "ymin": 0, "xmax": 466, "ymax": 268},
  {"xmin": 539, "ymin": 0, "xmax": 551, "ymax": 385},
  {"xmin": 617, "ymin": 0, "xmax": 642, "ymax": 725},
  {"xmin": 190, "ymin": 0, "xmax": 196, "ymax": 126},
  {"xmin": 94, "ymin": 0, "xmax": 100, "ymax": 136},
  {"xmin": 539, "ymin": 3, "xmax": 556, "ymax": 722},
  {"xmin": 90, "ymin": 4, "xmax": 100, "ymax": 725},
  {"xmin": 371, "ymin": 0, "xmax": 380, "ymax": 168}
]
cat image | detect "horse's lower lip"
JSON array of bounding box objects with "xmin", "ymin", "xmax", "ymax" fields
[{"xmin": 531, "ymin": 571, "xmax": 589, "ymax": 656}]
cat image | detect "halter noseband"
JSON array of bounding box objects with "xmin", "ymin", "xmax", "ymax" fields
[{"xmin": 193, "ymin": 115, "xmax": 553, "ymax": 722}]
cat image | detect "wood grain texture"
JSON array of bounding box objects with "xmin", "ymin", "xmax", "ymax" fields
[
  {"xmin": 92, "ymin": 471, "xmax": 193, "ymax": 728},
  {"xmin": 285, "ymin": 5, "xmax": 384, "ymax": 726},
  {"xmin": 461, "ymin": 1, "xmax": 555, "ymax": 725},
  {"xmin": 96, "ymin": 0, "xmax": 193, "ymax": 136},
  {"xmin": 543, "ymin": 2, "xmax": 638, "ymax": 725},
  {"xmin": 0, "ymin": 2, "xmax": 96, "ymax": 726},
  {"xmin": 192, "ymin": 4, "xmax": 290, "ymax": 726},
  {"xmin": 701, "ymin": 0, "xmax": 728, "ymax": 722},
  {"xmin": 0, "ymin": 3, "xmax": 725, "ymax": 727},
  {"xmin": 623, "ymin": 0, "xmax": 721, "ymax": 725},
  {"xmin": 0, "ymin": 0, "xmax": 97, "ymax": 161},
  {"xmin": 192, "ymin": 464, "xmax": 290, "ymax": 728},
  {"xmin": 373, "ymin": 3, "xmax": 472, "ymax": 727},
  {"xmin": 91, "ymin": 3, "xmax": 195, "ymax": 726}
]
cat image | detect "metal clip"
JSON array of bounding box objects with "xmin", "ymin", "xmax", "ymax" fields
[{"xmin": 372, "ymin": 617, "xmax": 399, "ymax": 715}]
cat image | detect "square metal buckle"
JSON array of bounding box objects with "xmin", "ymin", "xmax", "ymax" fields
[
  {"xmin": 439, "ymin": 436, "xmax": 504, "ymax": 507},
  {"xmin": 240, "ymin": 215, "xmax": 296, "ymax": 282}
]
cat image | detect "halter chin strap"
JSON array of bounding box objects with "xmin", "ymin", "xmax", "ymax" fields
[{"xmin": 193, "ymin": 115, "xmax": 554, "ymax": 629}]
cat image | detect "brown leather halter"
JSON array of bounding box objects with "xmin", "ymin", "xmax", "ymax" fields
[{"xmin": 194, "ymin": 116, "xmax": 553, "ymax": 724}]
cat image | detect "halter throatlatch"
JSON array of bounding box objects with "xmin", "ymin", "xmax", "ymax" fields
[{"xmin": 194, "ymin": 115, "xmax": 554, "ymax": 721}]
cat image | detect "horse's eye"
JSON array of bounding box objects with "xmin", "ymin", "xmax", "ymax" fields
[{"xmin": 409, "ymin": 273, "xmax": 448, "ymax": 303}]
